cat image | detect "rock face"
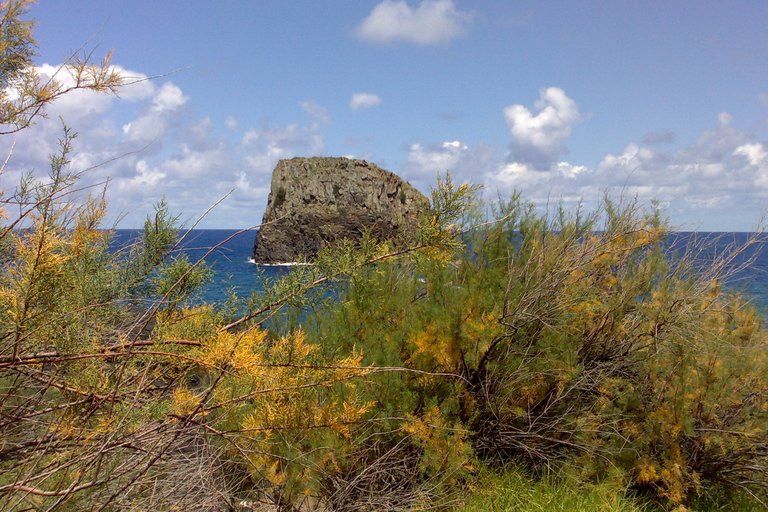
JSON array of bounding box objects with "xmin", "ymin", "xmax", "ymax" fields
[{"xmin": 252, "ymin": 157, "xmax": 429, "ymax": 263}]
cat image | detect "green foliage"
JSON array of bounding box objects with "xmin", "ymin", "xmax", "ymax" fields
[
  {"xmin": 0, "ymin": 0, "xmax": 124, "ymax": 134},
  {"xmin": 3, "ymin": 4, "xmax": 768, "ymax": 509},
  {"xmin": 0, "ymin": 0, "xmax": 36, "ymax": 86},
  {"xmin": 459, "ymin": 465, "xmax": 651, "ymax": 512},
  {"xmin": 274, "ymin": 185, "xmax": 286, "ymax": 208},
  {"xmin": 299, "ymin": 191, "xmax": 768, "ymax": 510},
  {"xmin": 0, "ymin": 128, "xmax": 221, "ymax": 509},
  {"xmin": 3, "ymin": 127, "xmax": 768, "ymax": 510}
]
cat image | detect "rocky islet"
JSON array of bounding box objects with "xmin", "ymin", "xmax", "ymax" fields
[{"xmin": 252, "ymin": 157, "xmax": 429, "ymax": 263}]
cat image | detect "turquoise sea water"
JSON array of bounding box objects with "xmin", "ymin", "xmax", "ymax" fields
[{"xmin": 112, "ymin": 230, "xmax": 768, "ymax": 314}]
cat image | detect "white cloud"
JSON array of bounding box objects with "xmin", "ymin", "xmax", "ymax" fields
[
  {"xmin": 397, "ymin": 98, "xmax": 768, "ymax": 230},
  {"xmin": 734, "ymin": 143, "xmax": 767, "ymax": 167},
  {"xmin": 35, "ymin": 63, "xmax": 118, "ymax": 120},
  {"xmin": 350, "ymin": 93, "xmax": 382, "ymax": 110},
  {"xmin": 718, "ymin": 112, "xmax": 733, "ymax": 126},
  {"xmin": 242, "ymin": 122, "xmax": 325, "ymax": 154},
  {"xmin": 300, "ymin": 100, "xmax": 332, "ymax": 123},
  {"xmin": 131, "ymin": 159, "xmax": 165, "ymax": 187},
  {"xmin": 241, "ymin": 120, "xmax": 328, "ymax": 185},
  {"xmin": 402, "ymin": 139, "xmax": 499, "ymax": 193},
  {"xmin": 151, "ymin": 82, "xmax": 188, "ymax": 113},
  {"xmin": 122, "ymin": 81, "xmax": 189, "ymax": 144},
  {"xmin": 0, "ymin": 62, "xmax": 319, "ymax": 228},
  {"xmin": 494, "ymin": 162, "xmax": 552, "ymax": 188},
  {"xmin": 38, "ymin": 63, "xmax": 156, "ymax": 103},
  {"xmin": 407, "ymin": 140, "xmax": 466, "ymax": 174},
  {"xmin": 110, "ymin": 68, "xmax": 156, "ymax": 102},
  {"xmin": 185, "ymin": 117, "xmax": 215, "ymax": 148},
  {"xmin": 565, "ymin": 116, "xmax": 768, "ymax": 223},
  {"xmin": 161, "ymin": 145, "xmax": 222, "ymax": 179},
  {"xmin": 354, "ymin": 0, "xmax": 473, "ymax": 46},
  {"xmin": 735, "ymin": 143, "xmax": 768, "ymax": 188},
  {"xmin": 504, "ymin": 87, "xmax": 583, "ymax": 168},
  {"xmin": 6, "ymin": 66, "xmax": 768, "ymax": 232},
  {"xmin": 596, "ymin": 143, "xmax": 656, "ymax": 176},
  {"xmin": 555, "ymin": 161, "xmax": 588, "ymax": 178}
]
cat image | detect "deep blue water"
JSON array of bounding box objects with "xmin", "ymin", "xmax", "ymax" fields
[
  {"xmin": 110, "ymin": 229, "xmax": 293, "ymax": 305},
  {"xmin": 110, "ymin": 230, "xmax": 768, "ymax": 314}
]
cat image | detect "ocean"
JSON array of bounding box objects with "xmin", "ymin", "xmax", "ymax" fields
[
  {"xmin": 111, "ymin": 229, "xmax": 292, "ymax": 305},
  {"xmin": 111, "ymin": 230, "xmax": 768, "ymax": 315}
]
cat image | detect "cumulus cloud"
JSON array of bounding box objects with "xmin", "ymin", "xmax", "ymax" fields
[
  {"xmin": 402, "ymin": 139, "xmax": 499, "ymax": 192},
  {"xmin": 735, "ymin": 143, "xmax": 767, "ymax": 167},
  {"xmin": 354, "ymin": 0, "xmax": 473, "ymax": 46},
  {"xmin": 0, "ymin": 60, "xmax": 333, "ymax": 228},
  {"xmin": 6, "ymin": 68, "xmax": 768, "ymax": 232},
  {"xmin": 121, "ymin": 81, "xmax": 189, "ymax": 146},
  {"xmin": 399, "ymin": 88, "xmax": 768, "ymax": 230},
  {"xmin": 34, "ymin": 64, "xmax": 138, "ymax": 122},
  {"xmin": 241, "ymin": 120, "xmax": 327, "ymax": 185},
  {"xmin": 242, "ymin": 121, "xmax": 325, "ymax": 154},
  {"xmin": 113, "ymin": 159, "xmax": 166, "ymax": 194},
  {"xmin": 504, "ymin": 87, "xmax": 583, "ymax": 169},
  {"xmin": 642, "ymin": 130, "xmax": 676, "ymax": 145},
  {"xmin": 555, "ymin": 113, "xmax": 768, "ymax": 227},
  {"xmin": 151, "ymin": 82, "xmax": 188, "ymax": 113},
  {"xmin": 407, "ymin": 140, "xmax": 466, "ymax": 175},
  {"xmin": 300, "ymin": 100, "xmax": 332, "ymax": 124},
  {"xmin": 554, "ymin": 161, "xmax": 588, "ymax": 178},
  {"xmin": 350, "ymin": 93, "xmax": 382, "ymax": 110}
]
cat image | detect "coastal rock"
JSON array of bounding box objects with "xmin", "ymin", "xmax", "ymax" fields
[{"xmin": 252, "ymin": 157, "xmax": 428, "ymax": 263}]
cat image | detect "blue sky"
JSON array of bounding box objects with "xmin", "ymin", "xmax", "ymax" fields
[{"xmin": 6, "ymin": 1, "xmax": 768, "ymax": 230}]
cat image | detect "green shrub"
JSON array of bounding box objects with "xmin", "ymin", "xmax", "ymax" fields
[
  {"xmin": 301, "ymin": 192, "xmax": 768, "ymax": 509},
  {"xmin": 274, "ymin": 186, "xmax": 286, "ymax": 207},
  {"xmin": 3, "ymin": 5, "xmax": 767, "ymax": 506}
]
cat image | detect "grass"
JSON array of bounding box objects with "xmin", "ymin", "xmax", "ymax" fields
[
  {"xmin": 456, "ymin": 466, "xmax": 768, "ymax": 512},
  {"xmin": 457, "ymin": 467, "xmax": 651, "ymax": 512},
  {"xmin": 684, "ymin": 484, "xmax": 768, "ymax": 512}
]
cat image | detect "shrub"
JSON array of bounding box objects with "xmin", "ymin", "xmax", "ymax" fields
[
  {"xmin": 3, "ymin": 4, "xmax": 767, "ymax": 509},
  {"xmin": 301, "ymin": 192, "xmax": 768, "ymax": 509}
]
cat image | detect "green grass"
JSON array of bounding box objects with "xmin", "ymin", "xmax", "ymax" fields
[
  {"xmin": 456, "ymin": 467, "xmax": 768, "ymax": 512},
  {"xmin": 458, "ymin": 468, "xmax": 651, "ymax": 512},
  {"xmin": 684, "ymin": 484, "xmax": 768, "ymax": 512}
]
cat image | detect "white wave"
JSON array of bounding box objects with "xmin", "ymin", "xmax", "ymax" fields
[{"xmin": 247, "ymin": 258, "xmax": 311, "ymax": 267}]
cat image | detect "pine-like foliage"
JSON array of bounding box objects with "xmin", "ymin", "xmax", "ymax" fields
[
  {"xmin": 2, "ymin": 3, "xmax": 768, "ymax": 510},
  {"xmin": 302, "ymin": 192, "xmax": 768, "ymax": 508},
  {"xmin": 0, "ymin": 125, "xmax": 476, "ymax": 509}
]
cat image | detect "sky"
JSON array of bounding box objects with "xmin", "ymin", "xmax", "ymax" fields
[{"xmin": 4, "ymin": 0, "xmax": 768, "ymax": 230}]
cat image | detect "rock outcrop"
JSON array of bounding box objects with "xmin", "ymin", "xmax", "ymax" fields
[{"xmin": 252, "ymin": 157, "xmax": 428, "ymax": 263}]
